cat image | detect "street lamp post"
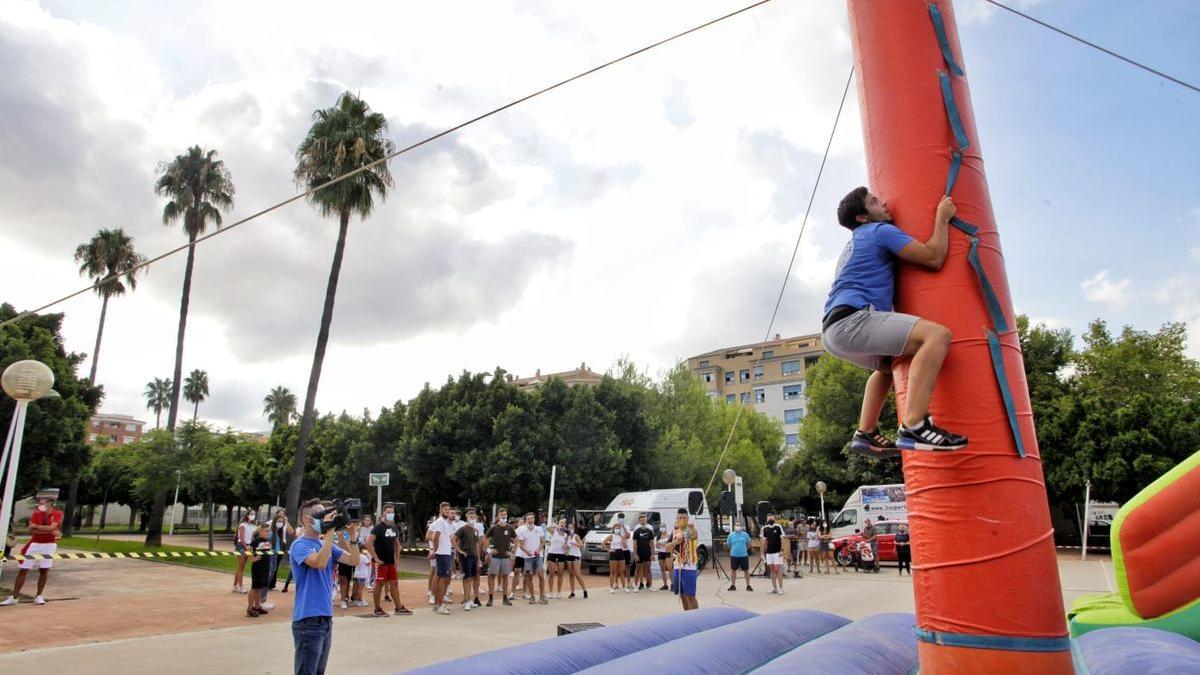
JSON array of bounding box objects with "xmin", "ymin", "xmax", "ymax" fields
[
  {"xmin": 815, "ymin": 481, "xmax": 827, "ymax": 523},
  {"xmin": 0, "ymin": 360, "xmax": 58, "ymax": 581},
  {"xmin": 169, "ymin": 469, "xmax": 182, "ymax": 536}
]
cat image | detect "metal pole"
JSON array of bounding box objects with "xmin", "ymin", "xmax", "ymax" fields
[
  {"xmin": 0, "ymin": 401, "xmax": 31, "ymax": 582},
  {"xmin": 169, "ymin": 470, "xmax": 182, "ymax": 536},
  {"xmin": 820, "ymin": 493, "xmax": 826, "ymax": 523},
  {"xmin": 1081, "ymin": 481, "xmax": 1092, "ymax": 562},
  {"xmin": 376, "ymin": 484, "xmax": 382, "ymax": 519},
  {"xmin": 546, "ymin": 465, "xmax": 557, "ymax": 523}
]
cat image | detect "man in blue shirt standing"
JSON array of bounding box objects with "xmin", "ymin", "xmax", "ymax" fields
[
  {"xmin": 726, "ymin": 521, "xmax": 753, "ymax": 592},
  {"xmin": 290, "ymin": 499, "xmax": 361, "ymax": 675},
  {"xmin": 822, "ymin": 188, "xmax": 968, "ymax": 457}
]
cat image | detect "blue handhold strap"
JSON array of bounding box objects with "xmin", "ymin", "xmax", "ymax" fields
[
  {"xmin": 914, "ymin": 627, "xmax": 1071, "ymax": 653},
  {"xmin": 928, "ymin": 4, "xmax": 964, "ymax": 76},
  {"xmin": 949, "ymin": 215, "xmax": 977, "ymax": 235},
  {"xmin": 938, "ymin": 72, "xmax": 969, "ymax": 151},
  {"xmin": 966, "ymin": 235, "xmax": 1008, "ymax": 333},
  {"xmin": 986, "ymin": 329, "xmax": 1027, "ymax": 458},
  {"xmin": 945, "ymin": 150, "xmax": 962, "ymax": 196}
]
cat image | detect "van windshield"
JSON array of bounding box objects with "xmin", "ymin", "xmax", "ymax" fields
[{"xmin": 589, "ymin": 511, "xmax": 658, "ymax": 532}]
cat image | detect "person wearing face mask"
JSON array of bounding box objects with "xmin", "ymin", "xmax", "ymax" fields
[
  {"xmin": 485, "ymin": 508, "xmax": 517, "ymax": 607},
  {"xmin": 366, "ymin": 504, "xmax": 411, "ymax": 617},
  {"xmin": 546, "ymin": 518, "xmax": 568, "ymax": 599},
  {"xmin": 726, "ymin": 520, "xmax": 753, "ymax": 592},
  {"xmin": 656, "ymin": 522, "xmax": 674, "ymax": 592},
  {"xmin": 760, "ymin": 512, "xmax": 786, "ymax": 594},
  {"xmin": 669, "ymin": 508, "xmax": 700, "ymax": 611},
  {"xmin": 564, "ymin": 521, "xmax": 588, "ymax": 599},
  {"xmin": 603, "ymin": 513, "xmax": 628, "ymax": 594},
  {"xmin": 453, "ymin": 509, "xmax": 481, "ymax": 610},
  {"xmin": 2, "ymin": 494, "xmax": 62, "ymax": 607},
  {"xmin": 289, "ymin": 498, "xmax": 361, "ymax": 675},
  {"xmin": 631, "ymin": 514, "xmax": 656, "ymax": 592},
  {"xmin": 233, "ymin": 509, "xmax": 257, "ymax": 594},
  {"xmin": 465, "ymin": 508, "xmax": 484, "ymax": 607},
  {"xmin": 263, "ymin": 510, "xmax": 293, "ymax": 609}
]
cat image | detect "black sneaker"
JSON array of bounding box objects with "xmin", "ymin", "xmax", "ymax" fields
[
  {"xmin": 486, "ymin": 596, "xmax": 493, "ymax": 607},
  {"xmin": 850, "ymin": 429, "xmax": 901, "ymax": 459},
  {"xmin": 727, "ymin": 584, "xmax": 736, "ymax": 591},
  {"xmin": 746, "ymin": 585, "xmax": 753, "ymax": 592},
  {"xmin": 897, "ymin": 416, "xmax": 967, "ymax": 451},
  {"xmin": 502, "ymin": 597, "xmax": 512, "ymax": 607}
]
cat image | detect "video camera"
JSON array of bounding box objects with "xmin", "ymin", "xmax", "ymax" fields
[{"xmin": 313, "ymin": 498, "xmax": 362, "ymax": 531}]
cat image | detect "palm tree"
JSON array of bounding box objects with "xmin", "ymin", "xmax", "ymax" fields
[
  {"xmin": 144, "ymin": 377, "xmax": 173, "ymax": 429},
  {"xmin": 263, "ymin": 386, "xmax": 298, "ymax": 428},
  {"xmin": 154, "ymin": 146, "xmax": 234, "ymax": 433},
  {"xmin": 183, "ymin": 369, "xmax": 210, "ymax": 422},
  {"xmin": 286, "ymin": 92, "xmax": 394, "ymax": 518},
  {"xmin": 74, "ymin": 229, "xmax": 147, "ymax": 383}
]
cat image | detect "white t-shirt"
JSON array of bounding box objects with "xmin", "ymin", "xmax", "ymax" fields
[
  {"xmin": 548, "ymin": 531, "xmax": 567, "ymax": 555},
  {"xmin": 609, "ymin": 524, "xmax": 627, "ymax": 551},
  {"xmin": 451, "ymin": 519, "xmax": 465, "ymax": 533},
  {"xmin": 472, "ymin": 520, "xmax": 484, "ymax": 538},
  {"xmin": 656, "ymin": 529, "xmax": 671, "ymax": 553},
  {"xmin": 237, "ymin": 521, "xmax": 255, "ymax": 546},
  {"xmin": 807, "ymin": 530, "xmax": 820, "ymax": 549},
  {"xmin": 431, "ymin": 517, "xmax": 455, "ymax": 555},
  {"xmin": 567, "ymin": 533, "xmax": 582, "ymax": 557},
  {"xmin": 515, "ymin": 524, "xmax": 542, "ymax": 559}
]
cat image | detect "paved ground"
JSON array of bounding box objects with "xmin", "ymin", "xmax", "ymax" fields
[{"xmin": 0, "ymin": 551, "xmax": 1112, "ymax": 674}]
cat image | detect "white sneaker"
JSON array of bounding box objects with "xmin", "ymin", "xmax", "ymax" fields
[
  {"xmin": 261, "ymin": 601, "xmax": 276, "ymax": 610},
  {"xmin": 650, "ymin": 586, "xmax": 657, "ymax": 592},
  {"xmin": 340, "ymin": 600, "xmax": 348, "ymax": 610},
  {"xmin": 436, "ymin": 605, "xmax": 451, "ymax": 615},
  {"xmin": 624, "ymin": 587, "xmax": 631, "ymax": 593},
  {"xmin": 33, "ymin": 596, "xmax": 45, "ymax": 605},
  {"xmin": 609, "ymin": 588, "xmax": 616, "ymax": 594},
  {"xmin": 634, "ymin": 587, "xmax": 640, "ymax": 593},
  {"xmin": 463, "ymin": 603, "xmax": 472, "ymax": 612},
  {"xmin": 0, "ymin": 597, "xmax": 16, "ymax": 606},
  {"xmin": 428, "ymin": 593, "xmax": 435, "ymax": 605},
  {"xmin": 238, "ymin": 587, "xmax": 248, "ymax": 595}
]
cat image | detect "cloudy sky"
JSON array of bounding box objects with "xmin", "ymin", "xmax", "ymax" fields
[{"xmin": 1, "ymin": 0, "xmax": 1197, "ymax": 431}]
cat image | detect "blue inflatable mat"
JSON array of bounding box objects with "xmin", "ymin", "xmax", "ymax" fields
[
  {"xmin": 403, "ymin": 606, "xmax": 757, "ymax": 675},
  {"xmin": 577, "ymin": 609, "xmax": 850, "ymax": 675},
  {"xmin": 750, "ymin": 612, "xmax": 918, "ymax": 675},
  {"xmin": 1077, "ymin": 626, "xmax": 1200, "ymax": 675}
]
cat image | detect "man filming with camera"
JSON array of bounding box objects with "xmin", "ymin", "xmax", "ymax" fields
[{"xmin": 290, "ymin": 498, "xmax": 361, "ymax": 675}]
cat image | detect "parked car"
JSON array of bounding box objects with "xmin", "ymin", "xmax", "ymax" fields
[{"xmin": 832, "ymin": 519, "xmax": 906, "ymax": 567}]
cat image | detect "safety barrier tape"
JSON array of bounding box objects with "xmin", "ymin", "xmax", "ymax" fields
[
  {"xmin": 7, "ymin": 546, "xmax": 430, "ymax": 562},
  {"xmin": 928, "ymin": 3, "xmax": 1027, "ymax": 460}
]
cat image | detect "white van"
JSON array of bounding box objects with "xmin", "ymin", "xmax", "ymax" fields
[
  {"xmin": 581, "ymin": 488, "xmax": 713, "ymax": 574},
  {"xmin": 829, "ymin": 484, "xmax": 907, "ymax": 537}
]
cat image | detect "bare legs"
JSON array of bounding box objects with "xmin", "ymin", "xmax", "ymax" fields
[{"xmin": 857, "ymin": 320, "xmax": 952, "ymax": 431}]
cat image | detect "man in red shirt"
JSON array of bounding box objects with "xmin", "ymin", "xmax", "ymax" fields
[{"xmin": 2, "ymin": 495, "xmax": 63, "ymax": 606}]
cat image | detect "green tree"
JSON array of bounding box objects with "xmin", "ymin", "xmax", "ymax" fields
[
  {"xmin": 143, "ymin": 377, "xmax": 172, "ymax": 429},
  {"xmin": 151, "ymin": 146, "xmax": 234, "ymax": 546},
  {"xmin": 0, "ymin": 304, "xmax": 101, "ymax": 506},
  {"xmin": 263, "ymin": 386, "xmax": 297, "ymax": 428},
  {"xmin": 183, "ymin": 369, "xmax": 209, "ymax": 421},
  {"xmin": 73, "ymin": 228, "xmax": 146, "ymax": 384},
  {"xmin": 286, "ymin": 91, "xmax": 395, "ymax": 520}
]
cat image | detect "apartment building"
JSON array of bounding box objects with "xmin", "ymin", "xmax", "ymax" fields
[
  {"xmin": 508, "ymin": 362, "xmax": 604, "ymax": 390},
  {"xmin": 686, "ymin": 333, "xmax": 825, "ymax": 450},
  {"xmin": 87, "ymin": 413, "xmax": 146, "ymax": 446}
]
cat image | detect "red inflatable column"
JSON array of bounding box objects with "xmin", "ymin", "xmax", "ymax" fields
[{"xmin": 846, "ymin": 2, "xmax": 1072, "ymax": 673}]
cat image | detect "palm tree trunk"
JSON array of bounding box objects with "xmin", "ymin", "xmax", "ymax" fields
[
  {"xmin": 286, "ymin": 210, "xmax": 352, "ymax": 519},
  {"xmin": 89, "ymin": 294, "xmax": 110, "ymax": 383},
  {"xmin": 150, "ymin": 229, "xmax": 197, "ymax": 547},
  {"xmin": 63, "ymin": 475, "xmax": 81, "ymax": 537},
  {"xmin": 155, "ymin": 407, "xmax": 162, "ymax": 429},
  {"xmin": 207, "ymin": 483, "xmax": 214, "ymax": 551},
  {"xmin": 193, "ymin": 400, "xmax": 199, "ymax": 422}
]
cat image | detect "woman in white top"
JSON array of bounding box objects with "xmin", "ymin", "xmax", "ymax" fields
[
  {"xmin": 603, "ymin": 515, "xmax": 629, "ymax": 593},
  {"xmin": 547, "ymin": 521, "xmax": 568, "ymax": 599},
  {"xmin": 806, "ymin": 526, "xmax": 821, "ymax": 574},
  {"xmin": 564, "ymin": 523, "xmax": 588, "ymax": 599},
  {"xmin": 656, "ymin": 525, "xmax": 674, "ymax": 592},
  {"xmin": 233, "ymin": 510, "xmax": 256, "ymax": 594}
]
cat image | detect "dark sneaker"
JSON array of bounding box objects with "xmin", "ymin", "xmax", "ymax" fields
[
  {"xmin": 727, "ymin": 584, "xmax": 736, "ymax": 591},
  {"xmin": 897, "ymin": 416, "xmax": 967, "ymax": 451},
  {"xmin": 850, "ymin": 429, "xmax": 901, "ymax": 459},
  {"xmin": 486, "ymin": 596, "xmax": 494, "ymax": 607},
  {"xmin": 502, "ymin": 597, "xmax": 513, "ymax": 607}
]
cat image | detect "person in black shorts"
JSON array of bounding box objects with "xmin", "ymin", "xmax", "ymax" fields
[
  {"xmin": 247, "ymin": 523, "xmax": 271, "ymax": 617},
  {"xmin": 760, "ymin": 513, "xmax": 786, "ymax": 595},
  {"xmin": 453, "ymin": 514, "xmax": 481, "ymax": 611},
  {"xmin": 631, "ymin": 514, "xmax": 656, "ymax": 592},
  {"xmin": 336, "ymin": 528, "xmax": 356, "ymax": 610}
]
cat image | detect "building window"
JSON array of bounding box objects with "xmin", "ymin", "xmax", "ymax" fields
[
  {"xmin": 805, "ymin": 356, "xmax": 820, "ymax": 369},
  {"xmin": 785, "ymin": 433, "xmax": 799, "ymax": 447},
  {"xmin": 725, "ymin": 372, "xmax": 735, "ymax": 384},
  {"xmin": 763, "ymin": 350, "xmax": 774, "ymax": 359},
  {"xmin": 125, "ymin": 423, "xmax": 136, "ymax": 432},
  {"xmin": 699, "ymin": 360, "xmax": 709, "ymax": 368},
  {"xmin": 740, "ymin": 392, "xmax": 750, "ymax": 404},
  {"xmin": 753, "ymin": 365, "xmax": 764, "ymax": 380},
  {"xmin": 784, "ymin": 408, "xmax": 804, "ymax": 424},
  {"xmin": 783, "ymin": 385, "xmax": 802, "ymax": 400},
  {"xmin": 739, "ymin": 369, "xmax": 750, "ymax": 382},
  {"xmin": 91, "ymin": 421, "xmax": 100, "ymax": 429},
  {"xmin": 122, "ymin": 436, "xmax": 135, "ymax": 444},
  {"xmin": 726, "ymin": 394, "xmax": 735, "ymax": 404},
  {"xmin": 781, "ymin": 360, "xmax": 801, "ymax": 375},
  {"xmin": 703, "ymin": 373, "xmax": 713, "ymax": 383},
  {"xmin": 754, "ymin": 388, "xmax": 765, "ymax": 404}
]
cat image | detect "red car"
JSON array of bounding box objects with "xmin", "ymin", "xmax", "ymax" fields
[{"xmin": 833, "ymin": 520, "xmax": 906, "ymax": 567}]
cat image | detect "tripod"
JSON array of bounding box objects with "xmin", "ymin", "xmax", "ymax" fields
[{"xmin": 709, "ymin": 543, "xmax": 730, "ymax": 582}]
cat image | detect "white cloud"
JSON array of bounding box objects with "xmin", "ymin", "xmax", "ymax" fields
[{"xmin": 1081, "ymin": 271, "xmax": 1132, "ymax": 309}]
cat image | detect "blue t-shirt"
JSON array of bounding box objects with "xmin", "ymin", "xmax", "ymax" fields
[
  {"xmin": 289, "ymin": 535, "xmax": 346, "ymax": 621},
  {"xmin": 727, "ymin": 530, "xmax": 751, "ymax": 558},
  {"xmin": 824, "ymin": 222, "xmax": 914, "ymax": 315}
]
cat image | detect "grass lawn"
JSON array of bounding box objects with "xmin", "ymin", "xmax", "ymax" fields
[{"xmin": 54, "ymin": 537, "xmax": 422, "ymax": 578}]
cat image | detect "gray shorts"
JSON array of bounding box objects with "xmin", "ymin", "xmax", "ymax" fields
[
  {"xmin": 822, "ymin": 306, "xmax": 918, "ymax": 372},
  {"xmin": 488, "ymin": 556, "xmax": 513, "ymax": 576}
]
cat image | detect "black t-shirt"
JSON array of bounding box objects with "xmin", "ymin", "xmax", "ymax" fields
[
  {"xmin": 632, "ymin": 525, "xmax": 655, "ymax": 555},
  {"xmin": 250, "ymin": 535, "xmax": 271, "ymax": 574},
  {"xmin": 371, "ymin": 521, "xmax": 399, "ymax": 566},
  {"xmin": 762, "ymin": 523, "xmax": 784, "ymax": 554}
]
